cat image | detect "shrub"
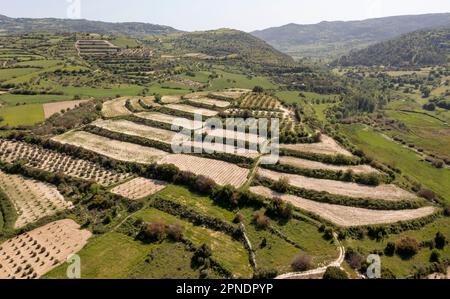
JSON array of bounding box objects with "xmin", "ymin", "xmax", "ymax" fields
[
  {"xmin": 346, "ymin": 251, "xmax": 364, "ymax": 270},
  {"xmin": 272, "ymin": 177, "xmax": 290, "ymax": 193},
  {"xmin": 252, "ymin": 86, "xmax": 264, "ymax": 93},
  {"xmin": 253, "ymin": 268, "xmax": 278, "ymax": 279},
  {"xmin": 194, "ymin": 176, "xmax": 216, "ymax": 194},
  {"xmin": 291, "ymin": 253, "xmax": 313, "ymax": 271},
  {"xmin": 192, "ymin": 244, "xmax": 212, "ymax": 268},
  {"xmin": 140, "ymin": 222, "xmax": 166, "ymax": 242},
  {"xmin": 384, "ymin": 242, "xmax": 396, "ymax": 256},
  {"xmin": 430, "ymin": 250, "xmax": 441, "ymax": 263},
  {"xmin": 444, "ymin": 206, "xmax": 450, "ymax": 217},
  {"xmin": 323, "ymin": 267, "xmax": 348, "ymax": 279},
  {"xmin": 167, "ymin": 223, "xmax": 184, "ymax": 241},
  {"xmin": 434, "ymin": 232, "xmax": 447, "ymax": 249},
  {"xmin": 324, "ymin": 227, "xmax": 334, "ymax": 240},
  {"xmin": 253, "ymin": 210, "xmax": 270, "ymax": 230},
  {"xmin": 396, "ymin": 237, "xmax": 420, "ymax": 258},
  {"xmin": 233, "ymin": 212, "xmax": 244, "ymax": 224},
  {"xmin": 417, "ymin": 189, "xmax": 436, "ymax": 201}
]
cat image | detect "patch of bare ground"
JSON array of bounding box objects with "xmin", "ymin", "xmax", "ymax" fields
[
  {"xmin": 110, "ymin": 177, "xmax": 167, "ymax": 200},
  {"xmin": 0, "ymin": 171, "xmax": 73, "ymax": 229},
  {"xmin": 0, "ymin": 139, "xmax": 131, "ymax": 187},
  {"xmin": 43, "ymin": 100, "xmax": 90, "ymax": 119},
  {"xmin": 279, "ymin": 156, "xmax": 379, "ymax": 174},
  {"xmin": 0, "ymin": 219, "xmax": 91, "ymax": 279},
  {"xmin": 135, "ymin": 112, "xmax": 203, "ymax": 130},
  {"xmin": 161, "ymin": 95, "xmax": 181, "ymax": 104},
  {"xmin": 159, "ymin": 154, "xmax": 249, "ymax": 187},
  {"xmin": 205, "ymin": 128, "xmax": 267, "ymax": 145},
  {"xmin": 281, "ymin": 135, "xmax": 354, "ymax": 157},
  {"xmin": 164, "ymin": 104, "xmax": 219, "ymax": 117},
  {"xmin": 185, "ymin": 141, "xmax": 260, "ymax": 159},
  {"xmin": 188, "ymin": 97, "xmax": 231, "ymax": 109},
  {"xmin": 209, "ymin": 89, "xmax": 251, "ymax": 100},
  {"xmin": 92, "ymin": 119, "xmax": 176, "ymax": 143},
  {"xmin": 101, "ymin": 97, "xmax": 132, "ymax": 118},
  {"xmin": 52, "ymin": 131, "xmax": 168, "ymax": 164},
  {"xmin": 257, "ymin": 168, "xmax": 417, "ymax": 201},
  {"xmin": 250, "ymin": 186, "xmax": 436, "ymax": 227}
]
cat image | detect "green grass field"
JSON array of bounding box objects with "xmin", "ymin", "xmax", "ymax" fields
[
  {"xmin": 0, "ymin": 68, "xmax": 41, "ymax": 81},
  {"xmin": 180, "ymin": 71, "xmax": 212, "ymax": 84},
  {"xmin": 342, "ymin": 124, "xmax": 450, "ymax": 203},
  {"xmin": 0, "ymin": 103, "xmax": 44, "ymax": 126},
  {"xmin": 0, "ymin": 94, "xmax": 73, "ymax": 105},
  {"xmin": 344, "ymin": 217, "xmax": 450, "ymax": 278}
]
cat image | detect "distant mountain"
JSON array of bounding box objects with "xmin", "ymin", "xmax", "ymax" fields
[
  {"xmin": 334, "ymin": 28, "xmax": 450, "ymax": 67},
  {"xmin": 251, "ymin": 13, "xmax": 450, "ymax": 60},
  {"xmin": 150, "ymin": 29, "xmax": 295, "ymax": 66},
  {"xmin": 0, "ymin": 14, "xmax": 179, "ymax": 37}
]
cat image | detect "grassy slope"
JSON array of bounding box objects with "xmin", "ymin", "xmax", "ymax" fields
[
  {"xmin": 209, "ymin": 70, "xmax": 277, "ymax": 90},
  {"xmin": 342, "ymin": 124, "xmax": 450, "ymax": 202},
  {"xmin": 0, "ymin": 103, "xmax": 44, "ymax": 126}
]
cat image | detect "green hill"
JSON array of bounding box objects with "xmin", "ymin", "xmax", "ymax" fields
[
  {"xmin": 335, "ymin": 28, "xmax": 450, "ymax": 67},
  {"xmin": 0, "ymin": 14, "xmax": 179, "ymax": 37},
  {"xmin": 251, "ymin": 13, "xmax": 450, "ymax": 60}
]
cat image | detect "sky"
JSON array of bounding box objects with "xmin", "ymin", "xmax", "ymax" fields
[{"xmin": 1, "ymin": 0, "xmax": 450, "ymax": 32}]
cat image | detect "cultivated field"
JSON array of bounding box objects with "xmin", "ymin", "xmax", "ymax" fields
[
  {"xmin": 101, "ymin": 97, "xmax": 133, "ymax": 118},
  {"xmin": 0, "ymin": 171, "xmax": 73, "ymax": 229},
  {"xmin": 52, "ymin": 131, "xmax": 169, "ymax": 164},
  {"xmin": 110, "ymin": 177, "xmax": 167, "ymax": 200},
  {"xmin": 278, "ymin": 156, "xmax": 379, "ymax": 174},
  {"xmin": 257, "ymin": 168, "xmax": 417, "ymax": 201},
  {"xmin": 135, "ymin": 112, "xmax": 203, "ymax": 130},
  {"xmin": 0, "ymin": 139, "xmax": 131, "ymax": 186},
  {"xmin": 187, "ymin": 97, "xmax": 231, "ymax": 109},
  {"xmin": 240, "ymin": 93, "xmax": 282, "ymax": 111},
  {"xmin": 209, "ymin": 89, "xmax": 250, "ymax": 100},
  {"xmin": 164, "ymin": 104, "xmax": 219, "ymax": 117},
  {"xmin": 159, "ymin": 154, "xmax": 249, "ymax": 187},
  {"xmin": 0, "ymin": 219, "xmax": 91, "ymax": 279},
  {"xmin": 186, "ymin": 141, "xmax": 260, "ymax": 159},
  {"xmin": 92, "ymin": 119, "xmax": 176, "ymax": 143},
  {"xmin": 250, "ymin": 186, "xmax": 436, "ymax": 227},
  {"xmin": 280, "ymin": 135, "xmax": 354, "ymax": 157},
  {"xmin": 161, "ymin": 95, "xmax": 181, "ymax": 104},
  {"xmin": 43, "ymin": 100, "xmax": 90, "ymax": 119}
]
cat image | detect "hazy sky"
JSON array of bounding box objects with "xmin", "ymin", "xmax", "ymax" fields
[{"xmin": 1, "ymin": 0, "xmax": 450, "ymax": 32}]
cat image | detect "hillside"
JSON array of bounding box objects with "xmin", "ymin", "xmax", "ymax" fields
[
  {"xmin": 251, "ymin": 13, "xmax": 450, "ymax": 60},
  {"xmin": 0, "ymin": 14, "xmax": 179, "ymax": 37},
  {"xmin": 335, "ymin": 28, "xmax": 450, "ymax": 67},
  {"xmin": 146, "ymin": 29, "xmax": 295, "ymax": 66}
]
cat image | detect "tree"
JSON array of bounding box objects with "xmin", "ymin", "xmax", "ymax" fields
[
  {"xmin": 423, "ymin": 102, "xmax": 436, "ymax": 111},
  {"xmin": 430, "ymin": 250, "xmax": 441, "ymax": 263},
  {"xmin": 435, "ymin": 232, "xmax": 447, "ymax": 249},
  {"xmin": 396, "ymin": 237, "xmax": 420, "ymax": 258},
  {"xmin": 252, "ymin": 86, "xmax": 264, "ymax": 93},
  {"xmin": 323, "ymin": 267, "xmax": 348, "ymax": 279},
  {"xmin": 167, "ymin": 223, "xmax": 184, "ymax": 241},
  {"xmin": 272, "ymin": 177, "xmax": 290, "ymax": 193},
  {"xmin": 253, "ymin": 210, "xmax": 270, "ymax": 230},
  {"xmin": 384, "ymin": 242, "xmax": 396, "ymax": 256},
  {"xmin": 291, "ymin": 253, "xmax": 313, "ymax": 271}
]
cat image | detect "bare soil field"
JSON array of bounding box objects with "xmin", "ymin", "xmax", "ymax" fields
[
  {"xmin": 0, "ymin": 219, "xmax": 91, "ymax": 279},
  {"xmin": 92, "ymin": 119, "xmax": 176, "ymax": 143},
  {"xmin": 161, "ymin": 95, "xmax": 181, "ymax": 104},
  {"xmin": 52, "ymin": 131, "xmax": 169, "ymax": 164},
  {"xmin": 188, "ymin": 97, "xmax": 231, "ymax": 109},
  {"xmin": 0, "ymin": 139, "xmax": 131, "ymax": 187},
  {"xmin": 101, "ymin": 97, "xmax": 132, "ymax": 118},
  {"xmin": 257, "ymin": 168, "xmax": 417, "ymax": 201},
  {"xmin": 110, "ymin": 177, "xmax": 167, "ymax": 200},
  {"xmin": 278, "ymin": 156, "xmax": 379, "ymax": 174},
  {"xmin": 250, "ymin": 186, "xmax": 436, "ymax": 227},
  {"xmin": 135, "ymin": 112, "xmax": 203, "ymax": 130},
  {"xmin": 159, "ymin": 154, "xmax": 249, "ymax": 187},
  {"xmin": 205, "ymin": 128, "xmax": 267, "ymax": 145},
  {"xmin": 0, "ymin": 171, "xmax": 73, "ymax": 229},
  {"xmin": 43, "ymin": 100, "xmax": 90, "ymax": 119},
  {"xmin": 209, "ymin": 89, "xmax": 251, "ymax": 100},
  {"xmin": 164, "ymin": 104, "xmax": 219, "ymax": 117},
  {"xmin": 186, "ymin": 141, "xmax": 260, "ymax": 159},
  {"xmin": 280, "ymin": 135, "xmax": 354, "ymax": 157}
]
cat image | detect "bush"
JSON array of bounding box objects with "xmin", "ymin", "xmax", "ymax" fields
[
  {"xmin": 140, "ymin": 222, "xmax": 166, "ymax": 242},
  {"xmin": 253, "ymin": 268, "xmax": 278, "ymax": 279},
  {"xmin": 444, "ymin": 206, "xmax": 450, "ymax": 217},
  {"xmin": 253, "ymin": 210, "xmax": 270, "ymax": 230},
  {"xmin": 384, "ymin": 242, "xmax": 396, "ymax": 256},
  {"xmin": 417, "ymin": 189, "xmax": 436, "ymax": 201},
  {"xmin": 253, "ymin": 86, "xmax": 264, "ymax": 93},
  {"xmin": 272, "ymin": 177, "xmax": 290, "ymax": 193},
  {"xmin": 381, "ymin": 268, "xmax": 397, "ymax": 279},
  {"xmin": 233, "ymin": 212, "xmax": 244, "ymax": 224},
  {"xmin": 323, "ymin": 267, "xmax": 348, "ymax": 279},
  {"xmin": 434, "ymin": 232, "xmax": 447, "ymax": 249},
  {"xmin": 167, "ymin": 223, "xmax": 184, "ymax": 241},
  {"xmin": 291, "ymin": 253, "xmax": 313, "ymax": 271},
  {"xmin": 346, "ymin": 250, "xmax": 364, "ymax": 270},
  {"xmin": 194, "ymin": 176, "xmax": 217, "ymax": 194},
  {"xmin": 430, "ymin": 250, "xmax": 441, "ymax": 263},
  {"xmin": 396, "ymin": 237, "xmax": 420, "ymax": 258}
]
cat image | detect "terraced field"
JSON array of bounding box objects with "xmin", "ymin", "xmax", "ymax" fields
[
  {"xmin": 257, "ymin": 168, "xmax": 417, "ymax": 201},
  {"xmin": 164, "ymin": 104, "xmax": 219, "ymax": 117},
  {"xmin": 110, "ymin": 178, "xmax": 167, "ymax": 200},
  {"xmin": 187, "ymin": 97, "xmax": 231, "ymax": 109},
  {"xmin": 52, "ymin": 131, "xmax": 169, "ymax": 164},
  {"xmin": 0, "ymin": 171, "xmax": 73, "ymax": 229},
  {"xmin": 281, "ymin": 135, "xmax": 354, "ymax": 157},
  {"xmin": 0, "ymin": 219, "xmax": 91, "ymax": 279},
  {"xmin": 278, "ymin": 156, "xmax": 379, "ymax": 174},
  {"xmin": 250, "ymin": 186, "xmax": 436, "ymax": 227},
  {"xmin": 0, "ymin": 139, "xmax": 131, "ymax": 186},
  {"xmin": 159, "ymin": 154, "xmax": 249, "ymax": 187},
  {"xmin": 43, "ymin": 100, "xmax": 90, "ymax": 119},
  {"xmin": 135, "ymin": 112, "xmax": 203, "ymax": 130},
  {"xmin": 101, "ymin": 97, "xmax": 133, "ymax": 118}
]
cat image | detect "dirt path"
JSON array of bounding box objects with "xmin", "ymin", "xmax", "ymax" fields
[{"xmin": 275, "ymin": 234, "xmax": 345, "ymax": 279}]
